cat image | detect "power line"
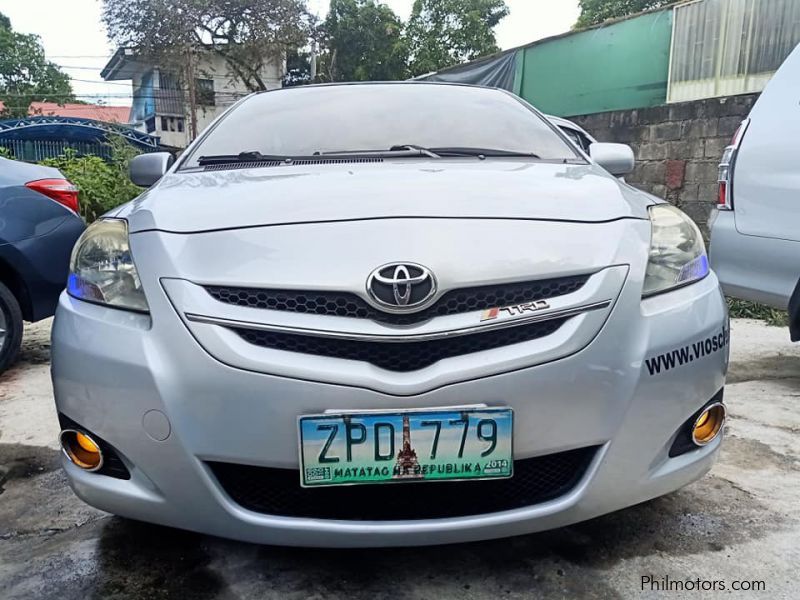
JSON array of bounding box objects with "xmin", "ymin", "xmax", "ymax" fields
[
  {"xmin": 47, "ymin": 55, "xmax": 113, "ymax": 59},
  {"xmin": 57, "ymin": 65, "xmax": 254, "ymax": 84},
  {"xmin": 0, "ymin": 108, "xmax": 132, "ymax": 112},
  {"xmin": 56, "ymin": 65, "xmax": 110, "ymax": 71},
  {"xmin": 67, "ymin": 77, "xmax": 256, "ymax": 92},
  {"xmin": 0, "ymin": 93, "xmax": 135, "ymax": 98},
  {"xmin": 0, "ymin": 89, "xmax": 251, "ymax": 98}
]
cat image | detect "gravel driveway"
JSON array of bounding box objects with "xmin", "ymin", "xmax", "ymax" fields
[{"xmin": 1, "ymin": 318, "xmax": 798, "ymax": 599}]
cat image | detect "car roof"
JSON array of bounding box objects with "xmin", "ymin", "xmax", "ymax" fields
[{"xmin": 254, "ymin": 81, "xmax": 514, "ymax": 99}]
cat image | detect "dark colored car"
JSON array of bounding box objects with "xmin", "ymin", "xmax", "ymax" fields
[{"xmin": 0, "ymin": 156, "xmax": 85, "ymax": 372}]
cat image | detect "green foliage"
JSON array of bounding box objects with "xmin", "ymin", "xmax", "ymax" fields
[
  {"xmin": 406, "ymin": 0, "xmax": 509, "ymax": 77},
  {"xmin": 321, "ymin": 0, "xmax": 408, "ymax": 82},
  {"xmin": 40, "ymin": 137, "xmax": 143, "ymax": 222},
  {"xmin": 575, "ymin": 0, "xmax": 672, "ymax": 28},
  {"xmin": 0, "ymin": 13, "xmax": 74, "ymax": 117},
  {"xmin": 727, "ymin": 298, "xmax": 789, "ymax": 328},
  {"xmin": 0, "ymin": 146, "xmax": 12, "ymax": 158}
]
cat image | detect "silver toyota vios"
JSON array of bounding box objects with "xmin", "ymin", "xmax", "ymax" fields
[{"xmin": 52, "ymin": 83, "xmax": 728, "ymax": 547}]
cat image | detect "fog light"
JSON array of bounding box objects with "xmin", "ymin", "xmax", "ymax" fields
[
  {"xmin": 60, "ymin": 429, "xmax": 104, "ymax": 471},
  {"xmin": 692, "ymin": 403, "xmax": 726, "ymax": 446}
]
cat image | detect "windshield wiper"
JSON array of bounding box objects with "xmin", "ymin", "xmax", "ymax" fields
[
  {"xmin": 316, "ymin": 146, "xmax": 441, "ymax": 158},
  {"xmin": 197, "ymin": 151, "xmax": 293, "ymax": 166},
  {"xmin": 318, "ymin": 145, "xmax": 540, "ymax": 159},
  {"xmin": 198, "ymin": 146, "xmax": 541, "ymax": 166},
  {"xmin": 428, "ymin": 147, "xmax": 541, "ymax": 159},
  {"xmin": 388, "ymin": 145, "xmax": 441, "ymax": 158}
]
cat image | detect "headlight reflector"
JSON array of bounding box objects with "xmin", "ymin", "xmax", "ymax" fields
[
  {"xmin": 68, "ymin": 219, "xmax": 149, "ymax": 312},
  {"xmin": 643, "ymin": 205, "xmax": 709, "ymax": 297}
]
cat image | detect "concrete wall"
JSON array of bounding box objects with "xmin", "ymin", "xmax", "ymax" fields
[{"xmin": 571, "ymin": 93, "xmax": 759, "ymax": 234}]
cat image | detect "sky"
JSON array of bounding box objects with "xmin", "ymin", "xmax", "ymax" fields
[{"xmin": 0, "ymin": 0, "xmax": 580, "ymax": 107}]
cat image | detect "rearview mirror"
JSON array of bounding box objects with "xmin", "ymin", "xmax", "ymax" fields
[
  {"xmin": 129, "ymin": 152, "xmax": 174, "ymax": 187},
  {"xmin": 589, "ymin": 143, "xmax": 635, "ymax": 177}
]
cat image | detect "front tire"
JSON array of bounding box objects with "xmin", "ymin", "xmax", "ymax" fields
[{"xmin": 0, "ymin": 281, "xmax": 23, "ymax": 374}]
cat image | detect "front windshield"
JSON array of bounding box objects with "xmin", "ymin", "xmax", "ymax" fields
[{"xmin": 181, "ymin": 84, "xmax": 582, "ymax": 167}]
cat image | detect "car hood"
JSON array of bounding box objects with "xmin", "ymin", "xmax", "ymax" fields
[{"xmin": 119, "ymin": 159, "xmax": 655, "ymax": 233}]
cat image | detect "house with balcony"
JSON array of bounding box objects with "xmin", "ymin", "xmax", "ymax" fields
[{"xmin": 100, "ymin": 48, "xmax": 284, "ymax": 149}]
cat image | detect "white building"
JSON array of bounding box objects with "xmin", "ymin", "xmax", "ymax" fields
[{"xmin": 101, "ymin": 48, "xmax": 284, "ymax": 149}]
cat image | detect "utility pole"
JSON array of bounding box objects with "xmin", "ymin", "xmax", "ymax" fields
[{"xmin": 185, "ymin": 47, "xmax": 198, "ymax": 140}]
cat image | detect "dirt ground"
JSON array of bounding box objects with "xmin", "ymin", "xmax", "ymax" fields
[{"xmin": 1, "ymin": 318, "xmax": 798, "ymax": 599}]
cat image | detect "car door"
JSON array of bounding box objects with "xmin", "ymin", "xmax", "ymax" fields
[{"xmin": 733, "ymin": 44, "xmax": 800, "ymax": 242}]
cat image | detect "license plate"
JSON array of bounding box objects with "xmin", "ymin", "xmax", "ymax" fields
[{"xmin": 298, "ymin": 407, "xmax": 513, "ymax": 487}]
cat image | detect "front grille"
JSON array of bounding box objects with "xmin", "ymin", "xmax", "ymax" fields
[
  {"xmin": 208, "ymin": 446, "xmax": 599, "ymax": 520},
  {"xmin": 206, "ymin": 274, "xmax": 589, "ymax": 326},
  {"xmin": 233, "ymin": 317, "xmax": 568, "ymax": 371}
]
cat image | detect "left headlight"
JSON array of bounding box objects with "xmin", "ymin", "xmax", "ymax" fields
[
  {"xmin": 643, "ymin": 204, "xmax": 709, "ymax": 297},
  {"xmin": 67, "ymin": 219, "xmax": 149, "ymax": 313}
]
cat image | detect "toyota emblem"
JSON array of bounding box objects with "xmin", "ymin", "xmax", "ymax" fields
[{"xmin": 366, "ymin": 263, "xmax": 437, "ymax": 312}]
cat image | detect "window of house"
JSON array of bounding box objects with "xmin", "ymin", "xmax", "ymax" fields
[
  {"xmin": 196, "ymin": 78, "xmax": 215, "ymax": 106},
  {"xmin": 177, "ymin": 118, "xmax": 185, "ymax": 133},
  {"xmin": 160, "ymin": 116, "xmax": 169, "ymax": 131},
  {"xmin": 159, "ymin": 72, "xmax": 181, "ymax": 92}
]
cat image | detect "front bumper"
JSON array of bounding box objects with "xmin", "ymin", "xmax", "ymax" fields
[{"xmin": 52, "ymin": 274, "xmax": 728, "ymax": 547}]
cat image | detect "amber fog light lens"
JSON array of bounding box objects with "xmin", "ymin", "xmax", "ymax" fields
[
  {"xmin": 692, "ymin": 403, "xmax": 726, "ymax": 446},
  {"xmin": 60, "ymin": 430, "xmax": 103, "ymax": 471}
]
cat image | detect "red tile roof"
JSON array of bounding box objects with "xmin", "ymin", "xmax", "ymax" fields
[{"xmin": 0, "ymin": 101, "xmax": 131, "ymax": 123}]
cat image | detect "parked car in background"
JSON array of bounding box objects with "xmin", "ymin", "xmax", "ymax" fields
[
  {"xmin": 0, "ymin": 157, "xmax": 85, "ymax": 373},
  {"xmin": 546, "ymin": 114, "xmax": 597, "ymax": 154},
  {"xmin": 710, "ymin": 44, "xmax": 800, "ymax": 340}
]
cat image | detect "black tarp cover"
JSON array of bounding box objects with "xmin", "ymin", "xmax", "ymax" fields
[{"xmin": 416, "ymin": 51, "xmax": 517, "ymax": 91}]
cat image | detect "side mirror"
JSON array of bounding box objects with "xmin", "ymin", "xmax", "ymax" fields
[
  {"xmin": 129, "ymin": 152, "xmax": 174, "ymax": 187},
  {"xmin": 589, "ymin": 143, "xmax": 635, "ymax": 177}
]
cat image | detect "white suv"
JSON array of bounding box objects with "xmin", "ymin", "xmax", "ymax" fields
[{"xmin": 710, "ymin": 44, "xmax": 800, "ymax": 339}]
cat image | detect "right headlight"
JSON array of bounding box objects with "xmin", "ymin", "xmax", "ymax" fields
[
  {"xmin": 67, "ymin": 219, "xmax": 149, "ymax": 313},
  {"xmin": 643, "ymin": 204, "xmax": 709, "ymax": 297}
]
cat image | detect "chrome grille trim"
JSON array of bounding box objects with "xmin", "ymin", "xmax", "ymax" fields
[{"xmin": 184, "ymin": 300, "xmax": 612, "ymax": 343}]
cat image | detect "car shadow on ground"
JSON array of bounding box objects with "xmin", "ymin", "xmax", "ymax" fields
[
  {"xmin": 0, "ymin": 432, "xmax": 790, "ymax": 600},
  {"xmin": 78, "ymin": 469, "xmax": 780, "ymax": 600}
]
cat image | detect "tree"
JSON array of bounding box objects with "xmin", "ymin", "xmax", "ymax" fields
[
  {"xmin": 320, "ymin": 0, "xmax": 407, "ymax": 82},
  {"xmin": 40, "ymin": 137, "xmax": 143, "ymax": 222},
  {"xmin": 575, "ymin": 0, "xmax": 673, "ymax": 28},
  {"xmin": 103, "ymin": 0, "xmax": 311, "ymax": 92},
  {"xmin": 102, "ymin": 0, "xmax": 312, "ymax": 135},
  {"xmin": 0, "ymin": 12, "xmax": 74, "ymax": 118},
  {"xmin": 406, "ymin": 0, "xmax": 509, "ymax": 77}
]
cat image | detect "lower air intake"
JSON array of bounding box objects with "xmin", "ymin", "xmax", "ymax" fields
[{"xmin": 207, "ymin": 446, "xmax": 599, "ymax": 521}]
